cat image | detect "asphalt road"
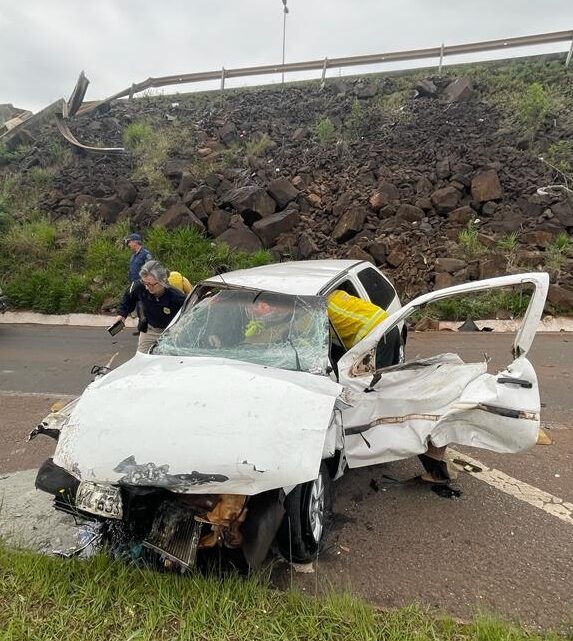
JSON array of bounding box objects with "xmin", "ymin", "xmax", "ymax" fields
[{"xmin": 0, "ymin": 324, "xmax": 571, "ymax": 630}]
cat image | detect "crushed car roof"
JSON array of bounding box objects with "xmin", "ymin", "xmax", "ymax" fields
[{"xmin": 203, "ymin": 260, "xmax": 365, "ymax": 296}]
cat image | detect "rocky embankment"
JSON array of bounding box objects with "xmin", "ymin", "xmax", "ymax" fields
[{"xmin": 4, "ymin": 64, "xmax": 573, "ymax": 310}]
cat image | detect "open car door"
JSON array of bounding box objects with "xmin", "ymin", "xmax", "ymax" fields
[{"xmin": 337, "ymin": 273, "xmax": 549, "ymax": 469}]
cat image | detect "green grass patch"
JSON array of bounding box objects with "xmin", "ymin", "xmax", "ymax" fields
[
  {"xmin": 423, "ymin": 289, "xmax": 532, "ymax": 322},
  {"xmin": 0, "ymin": 217, "xmax": 271, "ymax": 314},
  {"xmin": 0, "ymin": 544, "xmax": 566, "ymax": 641}
]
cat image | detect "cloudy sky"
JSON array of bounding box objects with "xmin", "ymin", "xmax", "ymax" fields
[{"xmin": 2, "ymin": 0, "xmax": 572, "ymax": 112}]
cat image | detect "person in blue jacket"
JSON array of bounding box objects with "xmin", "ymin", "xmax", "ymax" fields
[
  {"xmin": 125, "ymin": 233, "xmax": 153, "ymax": 334},
  {"xmin": 115, "ymin": 260, "xmax": 185, "ymax": 353}
]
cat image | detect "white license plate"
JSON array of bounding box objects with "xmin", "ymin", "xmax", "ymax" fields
[{"xmin": 76, "ymin": 481, "xmax": 123, "ymax": 519}]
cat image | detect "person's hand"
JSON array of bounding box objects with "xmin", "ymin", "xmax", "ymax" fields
[
  {"xmin": 207, "ymin": 334, "xmax": 222, "ymax": 348},
  {"xmin": 115, "ymin": 315, "xmax": 126, "ymax": 324}
]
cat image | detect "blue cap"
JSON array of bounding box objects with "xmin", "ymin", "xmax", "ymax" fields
[{"xmin": 125, "ymin": 233, "xmax": 142, "ymax": 243}]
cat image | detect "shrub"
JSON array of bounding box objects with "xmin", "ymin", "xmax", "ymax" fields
[
  {"xmin": 497, "ymin": 232, "xmax": 520, "ymax": 271},
  {"xmin": 457, "ymin": 222, "xmax": 487, "ymax": 260},
  {"xmin": 315, "ymin": 117, "xmax": 336, "ymax": 145},
  {"xmin": 123, "ymin": 122, "xmax": 154, "ymax": 150},
  {"xmin": 544, "ymin": 140, "xmax": 573, "ymax": 177},
  {"xmin": 346, "ymin": 99, "xmax": 366, "ymax": 139},
  {"xmin": 245, "ymin": 133, "xmax": 272, "ymax": 157},
  {"xmin": 516, "ymin": 82, "xmax": 550, "ymax": 140},
  {"xmin": 544, "ymin": 232, "xmax": 571, "ymax": 277}
]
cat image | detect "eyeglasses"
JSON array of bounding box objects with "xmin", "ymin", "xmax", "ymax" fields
[{"xmin": 142, "ymin": 279, "xmax": 160, "ymax": 290}]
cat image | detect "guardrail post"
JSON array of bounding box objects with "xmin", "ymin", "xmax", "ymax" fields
[
  {"xmin": 320, "ymin": 57, "xmax": 328, "ymax": 89},
  {"xmin": 438, "ymin": 43, "xmax": 445, "ymax": 75},
  {"xmin": 220, "ymin": 67, "xmax": 226, "ymax": 95},
  {"xmin": 566, "ymin": 39, "xmax": 573, "ymax": 66}
]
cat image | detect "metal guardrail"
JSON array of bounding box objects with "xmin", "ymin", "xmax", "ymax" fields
[
  {"xmin": 2, "ymin": 29, "xmax": 572, "ymax": 152},
  {"xmin": 77, "ymin": 29, "xmax": 573, "ymax": 116}
]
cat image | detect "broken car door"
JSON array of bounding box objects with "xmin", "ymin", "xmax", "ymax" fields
[{"xmin": 336, "ymin": 273, "xmax": 549, "ymax": 469}]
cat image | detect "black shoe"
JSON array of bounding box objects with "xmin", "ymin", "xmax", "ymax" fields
[{"xmin": 132, "ymin": 331, "xmax": 140, "ymax": 336}]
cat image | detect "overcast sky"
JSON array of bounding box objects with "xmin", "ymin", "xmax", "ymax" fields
[{"xmin": 2, "ymin": 0, "xmax": 572, "ymax": 112}]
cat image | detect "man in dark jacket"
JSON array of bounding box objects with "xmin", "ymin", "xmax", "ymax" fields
[
  {"xmin": 125, "ymin": 233, "xmax": 153, "ymax": 335},
  {"xmin": 115, "ymin": 260, "xmax": 185, "ymax": 353},
  {"xmin": 125, "ymin": 233, "xmax": 153, "ymax": 283}
]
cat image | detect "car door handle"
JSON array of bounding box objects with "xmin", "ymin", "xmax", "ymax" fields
[{"xmin": 497, "ymin": 377, "xmax": 532, "ymax": 389}]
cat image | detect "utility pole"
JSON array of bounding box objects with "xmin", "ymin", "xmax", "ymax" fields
[{"xmin": 281, "ymin": 0, "xmax": 289, "ymax": 84}]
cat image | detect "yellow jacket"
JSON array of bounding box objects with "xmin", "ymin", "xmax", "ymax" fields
[
  {"xmin": 168, "ymin": 271, "xmax": 192, "ymax": 294},
  {"xmin": 327, "ymin": 290, "xmax": 388, "ymax": 349}
]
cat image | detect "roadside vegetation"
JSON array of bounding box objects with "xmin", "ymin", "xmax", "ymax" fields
[
  {"xmin": 0, "ymin": 216, "xmax": 270, "ymax": 314},
  {"xmin": 0, "ymin": 544, "xmax": 568, "ymax": 641}
]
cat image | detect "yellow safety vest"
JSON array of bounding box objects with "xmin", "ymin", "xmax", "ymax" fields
[
  {"xmin": 168, "ymin": 271, "xmax": 193, "ymax": 294},
  {"xmin": 327, "ymin": 290, "xmax": 388, "ymax": 349}
]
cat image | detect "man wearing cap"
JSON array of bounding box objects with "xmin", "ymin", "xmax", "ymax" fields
[
  {"xmin": 125, "ymin": 233, "xmax": 153, "ymax": 284},
  {"xmin": 125, "ymin": 233, "xmax": 153, "ymax": 335}
]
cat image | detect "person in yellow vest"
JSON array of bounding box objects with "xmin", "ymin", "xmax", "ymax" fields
[
  {"xmin": 326, "ymin": 289, "xmax": 388, "ymax": 350},
  {"xmin": 167, "ymin": 270, "xmax": 193, "ymax": 295}
]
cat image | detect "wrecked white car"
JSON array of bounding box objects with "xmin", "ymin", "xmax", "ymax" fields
[{"xmin": 32, "ymin": 260, "xmax": 549, "ymax": 569}]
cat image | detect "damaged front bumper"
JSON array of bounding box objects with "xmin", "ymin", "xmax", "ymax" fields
[{"xmin": 35, "ymin": 459, "xmax": 285, "ymax": 570}]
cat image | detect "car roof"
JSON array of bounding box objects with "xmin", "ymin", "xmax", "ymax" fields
[{"xmin": 202, "ymin": 260, "xmax": 365, "ymax": 296}]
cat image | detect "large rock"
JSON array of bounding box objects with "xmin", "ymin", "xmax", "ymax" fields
[
  {"xmin": 520, "ymin": 230, "xmax": 554, "ymax": 247},
  {"xmin": 217, "ymin": 226, "xmax": 263, "ymax": 253},
  {"xmin": 396, "ymin": 204, "xmax": 424, "ymax": 222},
  {"xmin": 224, "ymin": 186, "xmax": 276, "ymax": 223},
  {"xmin": 435, "ymin": 257, "xmax": 467, "ymax": 273},
  {"xmin": 346, "ymin": 245, "xmax": 373, "ymax": 263},
  {"xmin": 471, "ymin": 170, "xmax": 503, "ymax": 202},
  {"xmin": 207, "ymin": 209, "xmax": 231, "ymax": 237},
  {"xmin": 547, "ymin": 285, "xmax": 573, "ymax": 312},
  {"xmin": 298, "ymin": 232, "xmax": 318, "ymax": 259},
  {"xmin": 415, "ymin": 79, "xmax": 437, "ymax": 97},
  {"xmin": 332, "ymin": 206, "xmax": 368, "ymax": 242},
  {"xmin": 252, "ymin": 209, "xmax": 300, "ymax": 248},
  {"xmin": 367, "ymin": 243, "xmax": 386, "ymax": 265},
  {"xmin": 153, "ymin": 202, "xmax": 205, "ymax": 232},
  {"xmin": 443, "ymin": 77, "xmax": 472, "ymax": 102},
  {"xmin": 430, "ymin": 186, "xmax": 461, "ymax": 213},
  {"xmin": 551, "ymin": 200, "xmax": 573, "ymax": 227},
  {"xmin": 267, "ymin": 178, "xmax": 299, "ymax": 209},
  {"xmin": 115, "ymin": 179, "xmax": 137, "ymax": 205},
  {"xmin": 96, "ymin": 195, "xmax": 127, "ymax": 224},
  {"xmin": 448, "ymin": 205, "xmax": 475, "ymax": 225}
]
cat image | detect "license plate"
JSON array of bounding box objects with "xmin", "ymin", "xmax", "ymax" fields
[{"xmin": 76, "ymin": 481, "xmax": 123, "ymax": 519}]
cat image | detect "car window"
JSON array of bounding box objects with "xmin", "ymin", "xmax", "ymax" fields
[
  {"xmin": 333, "ymin": 279, "xmax": 360, "ymax": 297},
  {"xmin": 154, "ymin": 289, "xmax": 330, "ymax": 375},
  {"xmin": 356, "ymin": 267, "xmax": 396, "ymax": 309}
]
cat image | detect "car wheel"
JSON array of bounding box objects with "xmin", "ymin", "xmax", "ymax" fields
[{"xmin": 276, "ymin": 462, "xmax": 333, "ymax": 563}]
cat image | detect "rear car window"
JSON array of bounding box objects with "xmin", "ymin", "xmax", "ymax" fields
[{"xmin": 356, "ymin": 267, "xmax": 396, "ymax": 309}]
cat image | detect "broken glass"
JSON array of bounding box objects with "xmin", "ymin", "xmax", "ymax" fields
[{"xmin": 154, "ymin": 289, "xmax": 330, "ymax": 375}]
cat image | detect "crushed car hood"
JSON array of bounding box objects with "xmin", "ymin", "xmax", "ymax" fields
[{"xmin": 54, "ymin": 353, "xmax": 342, "ymax": 494}]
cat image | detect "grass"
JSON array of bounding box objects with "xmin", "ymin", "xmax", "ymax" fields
[
  {"xmin": 0, "ymin": 218, "xmax": 271, "ymax": 314},
  {"xmin": 315, "ymin": 117, "xmax": 336, "ymax": 145},
  {"xmin": 457, "ymin": 222, "xmax": 487, "ymax": 260},
  {"xmin": 544, "ymin": 232, "xmax": 571, "ymax": 278},
  {"xmin": 424, "ymin": 289, "xmax": 532, "ymax": 322},
  {"xmin": 0, "ymin": 544, "xmax": 567, "ymax": 641}
]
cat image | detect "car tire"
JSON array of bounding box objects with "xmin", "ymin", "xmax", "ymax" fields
[{"xmin": 276, "ymin": 462, "xmax": 333, "ymax": 563}]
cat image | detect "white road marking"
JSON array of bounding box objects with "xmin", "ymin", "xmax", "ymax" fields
[
  {"xmin": 0, "ymin": 390, "xmax": 76, "ymax": 400},
  {"xmin": 449, "ymin": 448, "xmax": 573, "ymax": 526}
]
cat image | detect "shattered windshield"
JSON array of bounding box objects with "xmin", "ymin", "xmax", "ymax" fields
[{"xmin": 154, "ymin": 289, "xmax": 330, "ymax": 375}]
